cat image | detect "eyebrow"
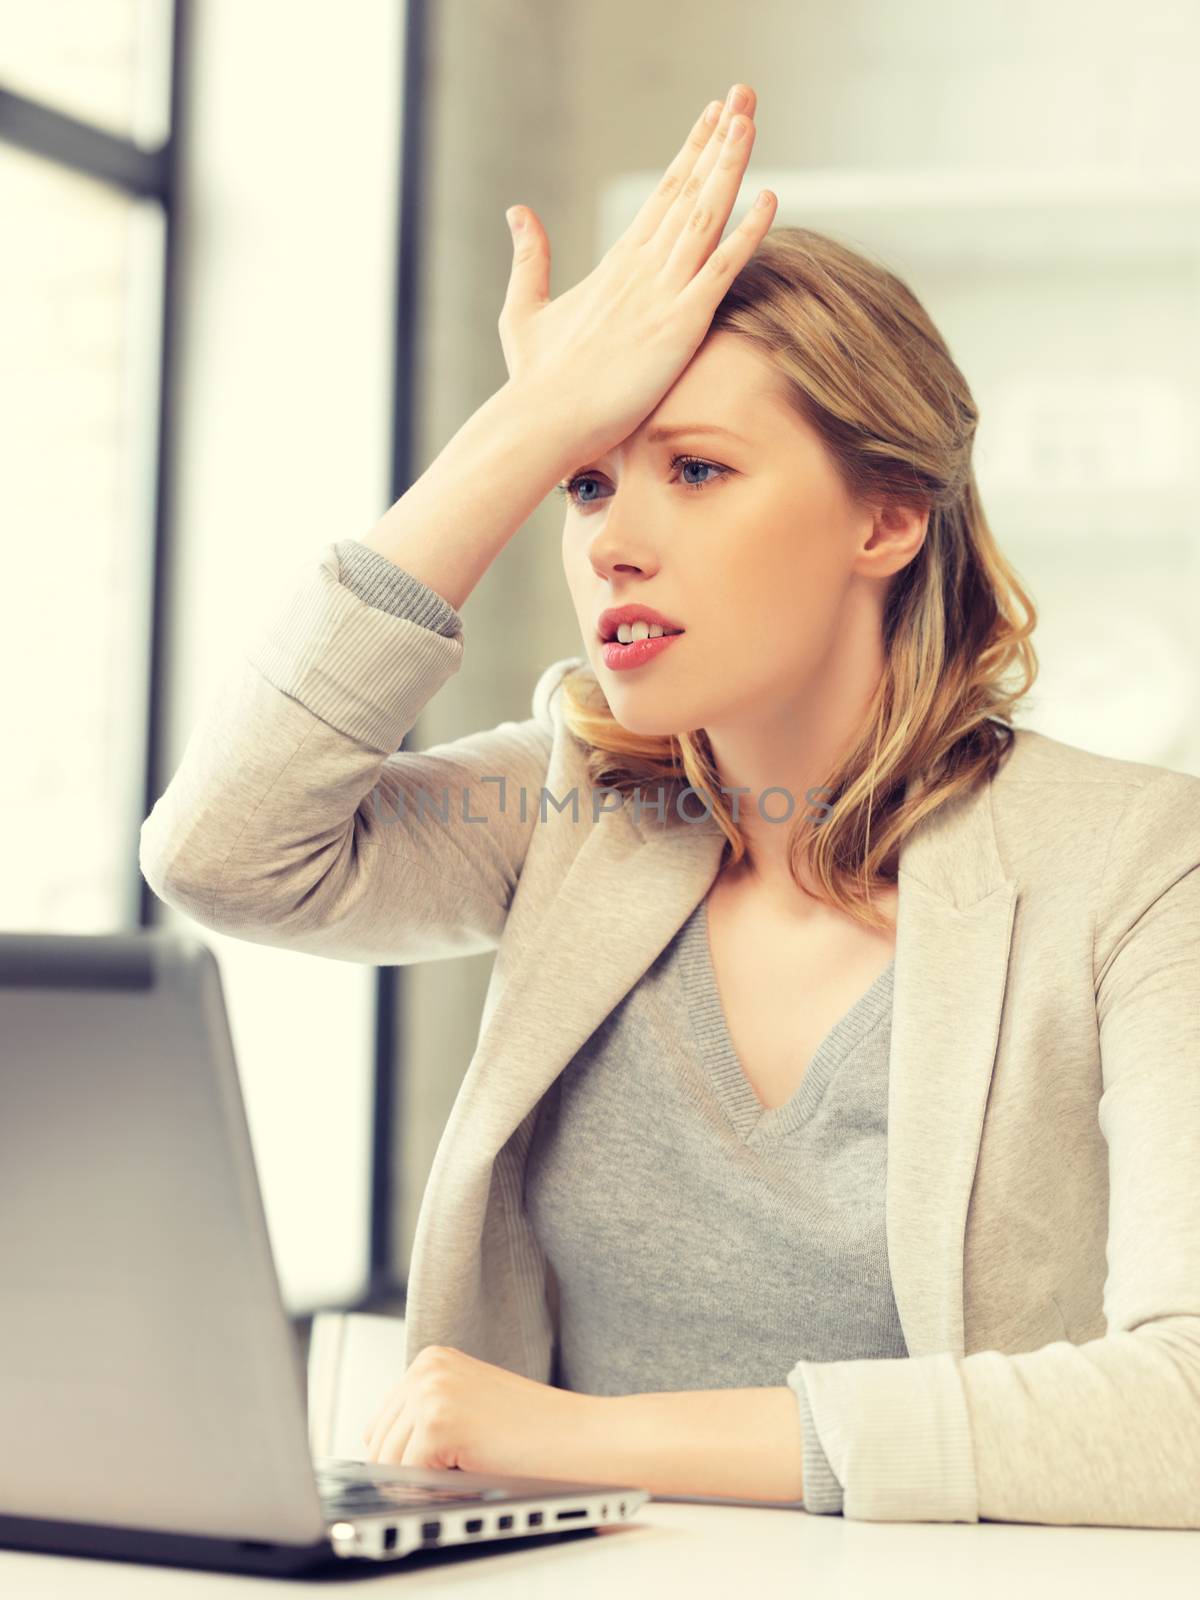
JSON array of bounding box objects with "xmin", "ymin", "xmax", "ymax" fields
[{"xmin": 642, "ymin": 423, "xmax": 750, "ymax": 446}]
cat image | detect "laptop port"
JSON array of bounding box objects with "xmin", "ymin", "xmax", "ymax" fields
[
  {"xmin": 420, "ymin": 1521, "xmax": 441, "ymax": 1543},
  {"xmin": 527, "ymin": 1511, "xmax": 544, "ymax": 1528},
  {"xmin": 383, "ymin": 1525, "xmax": 398, "ymax": 1551},
  {"xmin": 465, "ymin": 1518, "xmax": 483, "ymax": 1535},
  {"xmin": 555, "ymin": 1508, "xmax": 587, "ymax": 1521},
  {"xmin": 498, "ymin": 1514, "xmax": 514, "ymax": 1531}
]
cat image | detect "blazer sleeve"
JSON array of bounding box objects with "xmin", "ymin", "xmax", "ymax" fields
[
  {"xmin": 786, "ymin": 765, "xmax": 1200, "ymax": 1527},
  {"xmin": 791, "ymin": 1372, "xmax": 845, "ymax": 1514},
  {"xmin": 139, "ymin": 539, "xmax": 582, "ymax": 965}
]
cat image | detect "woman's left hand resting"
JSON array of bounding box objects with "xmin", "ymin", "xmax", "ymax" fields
[{"xmin": 361, "ymin": 1344, "xmax": 606, "ymax": 1479}]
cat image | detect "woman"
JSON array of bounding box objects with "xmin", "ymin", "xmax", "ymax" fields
[{"xmin": 139, "ymin": 84, "xmax": 1200, "ymax": 1528}]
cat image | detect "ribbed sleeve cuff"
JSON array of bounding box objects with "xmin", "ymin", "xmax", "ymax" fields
[
  {"xmin": 789, "ymin": 1370, "xmax": 845, "ymax": 1514},
  {"xmin": 333, "ymin": 538, "xmax": 464, "ymax": 638},
  {"xmin": 244, "ymin": 542, "xmax": 464, "ymax": 753},
  {"xmin": 788, "ymin": 1351, "xmax": 979, "ymax": 1522}
]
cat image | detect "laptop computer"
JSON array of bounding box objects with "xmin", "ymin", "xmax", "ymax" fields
[{"xmin": 0, "ymin": 928, "xmax": 650, "ymax": 1576}]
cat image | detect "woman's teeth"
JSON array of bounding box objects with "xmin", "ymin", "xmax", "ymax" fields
[{"xmin": 616, "ymin": 621, "xmax": 666, "ymax": 643}]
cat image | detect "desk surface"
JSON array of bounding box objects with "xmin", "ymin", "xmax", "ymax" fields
[{"xmin": 2, "ymin": 1502, "xmax": 1198, "ymax": 1597}]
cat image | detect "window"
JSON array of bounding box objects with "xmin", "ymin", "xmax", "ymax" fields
[{"xmin": 1, "ymin": 0, "xmax": 410, "ymax": 1319}]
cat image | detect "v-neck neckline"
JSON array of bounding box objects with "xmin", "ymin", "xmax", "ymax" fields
[{"xmin": 675, "ymin": 896, "xmax": 896, "ymax": 1148}]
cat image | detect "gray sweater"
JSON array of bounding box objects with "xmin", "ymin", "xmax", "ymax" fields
[{"xmin": 331, "ymin": 537, "xmax": 913, "ymax": 1513}]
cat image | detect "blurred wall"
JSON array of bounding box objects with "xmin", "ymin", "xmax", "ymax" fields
[{"xmin": 396, "ymin": 0, "xmax": 1200, "ymax": 1279}]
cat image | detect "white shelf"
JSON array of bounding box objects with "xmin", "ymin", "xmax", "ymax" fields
[{"xmin": 601, "ymin": 166, "xmax": 1200, "ymax": 266}]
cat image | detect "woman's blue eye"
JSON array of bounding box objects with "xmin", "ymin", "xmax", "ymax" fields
[{"xmin": 555, "ymin": 454, "xmax": 729, "ymax": 507}]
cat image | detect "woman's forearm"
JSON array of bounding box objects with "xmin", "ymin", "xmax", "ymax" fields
[
  {"xmin": 588, "ymin": 1385, "xmax": 806, "ymax": 1504},
  {"xmin": 356, "ymin": 378, "xmax": 579, "ymax": 614}
]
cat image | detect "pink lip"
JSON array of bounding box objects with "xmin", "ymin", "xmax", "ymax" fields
[
  {"xmin": 596, "ymin": 605, "xmax": 686, "ymax": 640},
  {"xmin": 600, "ymin": 632, "xmax": 685, "ymax": 672}
]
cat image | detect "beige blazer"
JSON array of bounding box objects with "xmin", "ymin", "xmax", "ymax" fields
[{"xmin": 140, "ymin": 543, "xmax": 1200, "ymax": 1528}]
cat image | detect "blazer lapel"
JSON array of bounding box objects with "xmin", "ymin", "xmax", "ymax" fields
[
  {"xmin": 403, "ymin": 758, "xmax": 1018, "ymax": 1373},
  {"xmin": 452, "ymin": 799, "xmax": 729, "ymax": 1154},
  {"xmin": 886, "ymin": 772, "xmax": 1017, "ymax": 1358}
]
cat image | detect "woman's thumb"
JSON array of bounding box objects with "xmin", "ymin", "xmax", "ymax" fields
[{"xmin": 503, "ymin": 206, "xmax": 549, "ymax": 313}]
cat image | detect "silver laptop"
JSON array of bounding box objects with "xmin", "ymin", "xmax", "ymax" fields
[{"xmin": 0, "ymin": 928, "xmax": 649, "ymax": 1576}]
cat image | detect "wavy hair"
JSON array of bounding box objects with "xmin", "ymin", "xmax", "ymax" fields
[{"xmin": 558, "ymin": 226, "xmax": 1038, "ymax": 933}]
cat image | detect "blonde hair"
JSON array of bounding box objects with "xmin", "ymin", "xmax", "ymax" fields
[{"xmin": 559, "ymin": 226, "xmax": 1038, "ymax": 933}]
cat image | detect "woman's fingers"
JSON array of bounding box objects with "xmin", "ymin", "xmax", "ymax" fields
[
  {"xmin": 651, "ymin": 84, "xmax": 756, "ymax": 264},
  {"xmin": 658, "ymin": 93, "xmax": 759, "ymax": 287},
  {"xmin": 376, "ymin": 1396, "xmax": 416, "ymax": 1467},
  {"xmin": 674, "ymin": 183, "xmax": 777, "ymax": 320},
  {"xmin": 363, "ymin": 1379, "xmax": 408, "ymax": 1462},
  {"xmin": 619, "ymin": 99, "xmax": 725, "ymax": 252}
]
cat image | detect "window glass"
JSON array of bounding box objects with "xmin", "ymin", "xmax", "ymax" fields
[
  {"xmin": 0, "ymin": 0, "xmax": 173, "ymax": 146},
  {"xmin": 0, "ymin": 141, "xmax": 164, "ymax": 930}
]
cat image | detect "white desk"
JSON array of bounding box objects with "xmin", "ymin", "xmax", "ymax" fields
[{"xmin": 2, "ymin": 1502, "xmax": 1198, "ymax": 1597}]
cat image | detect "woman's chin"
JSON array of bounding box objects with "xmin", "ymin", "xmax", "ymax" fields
[{"xmin": 606, "ymin": 700, "xmax": 693, "ymax": 739}]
